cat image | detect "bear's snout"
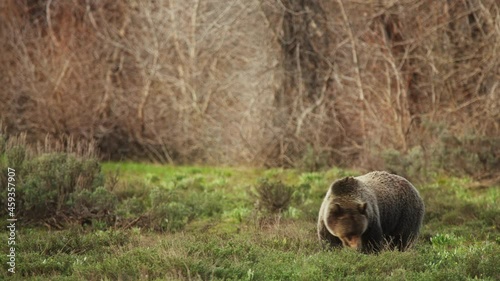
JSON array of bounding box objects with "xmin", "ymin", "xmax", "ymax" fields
[{"xmin": 341, "ymin": 236, "xmax": 362, "ymax": 250}]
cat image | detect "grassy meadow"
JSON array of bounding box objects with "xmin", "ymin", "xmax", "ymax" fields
[{"xmin": 1, "ymin": 161, "xmax": 498, "ymax": 280}]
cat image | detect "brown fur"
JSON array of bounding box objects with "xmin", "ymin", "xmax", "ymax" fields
[{"xmin": 317, "ymin": 171, "xmax": 424, "ymax": 253}]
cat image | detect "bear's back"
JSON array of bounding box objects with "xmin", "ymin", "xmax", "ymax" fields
[
  {"xmin": 355, "ymin": 171, "xmax": 420, "ymax": 202},
  {"xmin": 356, "ymin": 171, "xmax": 424, "ymax": 233}
]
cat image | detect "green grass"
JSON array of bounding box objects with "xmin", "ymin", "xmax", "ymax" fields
[{"xmin": 2, "ymin": 162, "xmax": 499, "ymax": 280}]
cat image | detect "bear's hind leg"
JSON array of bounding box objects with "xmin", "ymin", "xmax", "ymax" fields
[{"xmin": 391, "ymin": 224, "xmax": 420, "ymax": 251}]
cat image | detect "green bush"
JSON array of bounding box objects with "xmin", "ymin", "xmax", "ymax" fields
[
  {"xmin": 437, "ymin": 134, "xmax": 500, "ymax": 178},
  {"xmin": 148, "ymin": 186, "xmax": 190, "ymax": 232},
  {"xmin": 115, "ymin": 196, "xmax": 147, "ymax": 220},
  {"xmin": 19, "ymin": 153, "xmax": 106, "ymax": 220},
  {"xmin": 381, "ymin": 147, "xmax": 426, "ymax": 181},
  {"xmin": 1, "ymin": 138, "xmax": 115, "ymax": 225},
  {"xmin": 71, "ymin": 186, "xmax": 118, "ymax": 228}
]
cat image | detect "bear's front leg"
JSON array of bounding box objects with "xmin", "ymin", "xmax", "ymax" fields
[{"xmin": 361, "ymin": 226, "xmax": 384, "ymax": 253}]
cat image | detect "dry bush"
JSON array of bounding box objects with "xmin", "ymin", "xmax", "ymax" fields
[
  {"xmin": 0, "ymin": 0, "xmax": 125, "ymax": 161},
  {"xmin": 253, "ymin": 179, "xmax": 294, "ymax": 214}
]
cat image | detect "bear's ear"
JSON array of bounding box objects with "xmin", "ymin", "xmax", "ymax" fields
[
  {"xmin": 339, "ymin": 176, "xmax": 355, "ymax": 185},
  {"xmin": 358, "ymin": 202, "xmax": 367, "ymax": 214},
  {"xmin": 330, "ymin": 177, "xmax": 356, "ymax": 195}
]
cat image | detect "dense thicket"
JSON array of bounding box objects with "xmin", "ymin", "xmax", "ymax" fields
[{"xmin": 1, "ymin": 0, "xmax": 498, "ymax": 178}]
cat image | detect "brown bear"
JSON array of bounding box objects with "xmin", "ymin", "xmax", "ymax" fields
[{"xmin": 317, "ymin": 171, "xmax": 424, "ymax": 253}]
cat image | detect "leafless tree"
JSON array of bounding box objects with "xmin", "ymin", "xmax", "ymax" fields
[{"xmin": 1, "ymin": 0, "xmax": 498, "ymax": 176}]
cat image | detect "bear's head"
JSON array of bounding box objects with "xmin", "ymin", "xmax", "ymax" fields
[{"xmin": 324, "ymin": 201, "xmax": 368, "ymax": 250}]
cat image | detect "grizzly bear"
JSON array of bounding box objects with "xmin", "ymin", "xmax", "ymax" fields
[{"xmin": 317, "ymin": 171, "xmax": 424, "ymax": 253}]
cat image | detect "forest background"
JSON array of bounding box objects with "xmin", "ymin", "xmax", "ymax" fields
[{"xmin": 1, "ymin": 0, "xmax": 499, "ymax": 179}]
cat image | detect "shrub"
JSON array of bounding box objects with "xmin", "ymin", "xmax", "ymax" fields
[
  {"xmin": 148, "ymin": 186, "xmax": 190, "ymax": 232},
  {"xmin": 115, "ymin": 197, "xmax": 148, "ymax": 220},
  {"xmin": 437, "ymin": 134, "xmax": 500, "ymax": 179},
  {"xmin": 0, "ymin": 135, "xmax": 116, "ymax": 226},
  {"xmin": 19, "ymin": 153, "xmax": 105, "ymax": 220},
  {"xmin": 71, "ymin": 186, "xmax": 118, "ymax": 227},
  {"xmin": 253, "ymin": 179, "xmax": 294, "ymax": 215},
  {"xmin": 381, "ymin": 147, "xmax": 426, "ymax": 181},
  {"xmin": 382, "ymin": 134, "xmax": 500, "ymax": 181}
]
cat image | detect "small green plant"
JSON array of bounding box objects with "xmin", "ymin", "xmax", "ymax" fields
[
  {"xmin": 223, "ymin": 207, "xmax": 252, "ymax": 223},
  {"xmin": 430, "ymin": 233, "xmax": 461, "ymax": 247},
  {"xmin": 299, "ymin": 172, "xmax": 323, "ymax": 186}
]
